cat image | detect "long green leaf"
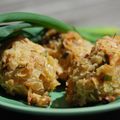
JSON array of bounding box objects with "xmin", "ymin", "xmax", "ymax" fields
[{"xmin": 0, "ymin": 12, "xmax": 74, "ymax": 32}]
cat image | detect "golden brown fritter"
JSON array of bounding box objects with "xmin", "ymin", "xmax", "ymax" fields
[
  {"xmin": 42, "ymin": 29, "xmax": 93, "ymax": 80},
  {"xmin": 66, "ymin": 36, "xmax": 120, "ymax": 106},
  {"xmin": 0, "ymin": 36, "xmax": 61, "ymax": 107}
]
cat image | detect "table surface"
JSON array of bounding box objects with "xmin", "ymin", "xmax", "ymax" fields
[
  {"xmin": 0, "ymin": 0, "xmax": 120, "ymax": 119},
  {"xmin": 0, "ymin": 0, "xmax": 120, "ymax": 27}
]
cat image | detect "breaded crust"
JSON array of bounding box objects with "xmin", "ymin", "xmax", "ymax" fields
[
  {"xmin": 66, "ymin": 36, "xmax": 120, "ymax": 106},
  {"xmin": 42, "ymin": 29, "xmax": 93, "ymax": 80},
  {"xmin": 0, "ymin": 36, "xmax": 61, "ymax": 107}
]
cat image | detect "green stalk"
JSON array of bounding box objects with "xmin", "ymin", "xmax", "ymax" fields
[
  {"xmin": 0, "ymin": 12, "xmax": 74, "ymax": 32},
  {"xmin": 76, "ymin": 27, "xmax": 120, "ymax": 43},
  {"xmin": 76, "ymin": 27, "xmax": 120, "ymax": 35}
]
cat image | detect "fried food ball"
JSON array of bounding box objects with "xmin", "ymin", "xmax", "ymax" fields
[
  {"xmin": 0, "ymin": 36, "xmax": 61, "ymax": 107},
  {"xmin": 66, "ymin": 36, "xmax": 120, "ymax": 106},
  {"xmin": 41, "ymin": 29, "xmax": 93, "ymax": 80}
]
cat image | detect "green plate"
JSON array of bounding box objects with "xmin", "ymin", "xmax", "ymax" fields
[{"xmin": 0, "ymin": 86, "xmax": 120, "ymax": 116}]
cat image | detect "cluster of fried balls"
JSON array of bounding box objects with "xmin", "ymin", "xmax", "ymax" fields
[{"xmin": 0, "ymin": 29, "xmax": 120, "ymax": 107}]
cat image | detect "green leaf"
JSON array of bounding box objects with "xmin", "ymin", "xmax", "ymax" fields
[
  {"xmin": 76, "ymin": 27, "xmax": 120, "ymax": 43},
  {"xmin": 0, "ymin": 23, "xmax": 31, "ymax": 38}
]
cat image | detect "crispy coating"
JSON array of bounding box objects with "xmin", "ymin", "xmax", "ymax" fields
[
  {"xmin": 66, "ymin": 36, "xmax": 120, "ymax": 106},
  {"xmin": 42, "ymin": 29, "xmax": 93, "ymax": 80},
  {"xmin": 0, "ymin": 36, "xmax": 61, "ymax": 107}
]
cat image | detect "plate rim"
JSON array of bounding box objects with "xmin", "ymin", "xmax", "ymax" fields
[{"xmin": 0, "ymin": 96, "xmax": 120, "ymax": 116}]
